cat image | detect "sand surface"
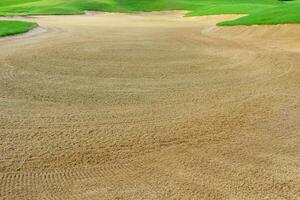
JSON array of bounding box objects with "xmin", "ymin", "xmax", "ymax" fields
[{"xmin": 0, "ymin": 11, "xmax": 299, "ymax": 199}]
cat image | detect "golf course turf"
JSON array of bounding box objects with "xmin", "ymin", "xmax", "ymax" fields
[
  {"xmin": 0, "ymin": 0, "xmax": 299, "ymax": 36},
  {"xmin": 0, "ymin": 20, "xmax": 37, "ymax": 37}
]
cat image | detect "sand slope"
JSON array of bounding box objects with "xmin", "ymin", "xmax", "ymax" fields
[{"xmin": 0, "ymin": 12, "xmax": 299, "ymax": 199}]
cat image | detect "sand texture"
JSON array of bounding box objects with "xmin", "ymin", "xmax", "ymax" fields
[{"xmin": 0, "ymin": 12, "xmax": 299, "ymax": 199}]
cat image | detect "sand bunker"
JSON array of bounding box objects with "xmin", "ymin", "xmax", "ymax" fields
[{"xmin": 0, "ymin": 12, "xmax": 299, "ymax": 199}]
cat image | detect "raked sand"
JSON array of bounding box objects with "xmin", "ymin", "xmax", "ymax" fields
[{"xmin": 0, "ymin": 11, "xmax": 299, "ymax": 199}]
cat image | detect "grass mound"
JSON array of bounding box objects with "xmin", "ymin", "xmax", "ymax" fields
[
  {"xmin": 0, "ymin": 20, "xmax": 37, "ymax": 37},
  {"xmin": 218, "ymin": 1, "xmax": 300, "ymax": 26}
]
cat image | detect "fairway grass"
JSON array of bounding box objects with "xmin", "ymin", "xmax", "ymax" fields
[
  {"xmin": 218, "ymin": 1, "xmax": 300, "ymax": 26},
  {"xmin": 0, "ymin": 20, "xmax": 37, "ymax": 37}
]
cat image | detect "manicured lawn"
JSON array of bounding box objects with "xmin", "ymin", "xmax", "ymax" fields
[
  {"xmin": 0, "ymin": 20, "xmax": 37, "ymax": 36},
  {"xmin": 218, "ymin": 1, "xmax": 300, "ymax": 26},
  {"xmin": 0, "ymin": 0, "xmax": 299, "ymax": 36}
]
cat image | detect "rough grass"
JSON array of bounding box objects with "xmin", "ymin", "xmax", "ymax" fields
[{"xmin": 0, "ymin": 20, "xmax": 37, "ymax": 36}]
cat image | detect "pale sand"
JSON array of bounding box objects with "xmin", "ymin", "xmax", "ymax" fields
[{"xmin": 0, "ymin": 12, "xmax": 299, "ymax": 199}]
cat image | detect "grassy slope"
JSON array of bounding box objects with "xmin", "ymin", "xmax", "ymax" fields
[
  {"xmin": 0, "ymin": 20, "xmax": 37, "ymax": 36},
  {"xmin": 0, "ymin": 0, "xmax": 282, "ymax": 16},
  {"xmin": 218, "ymin": 1, "xmax": 300, "ymax": 25},
  {"xmin": 0, "ymin": 0, "xmax": 299, "ymax": 37}
]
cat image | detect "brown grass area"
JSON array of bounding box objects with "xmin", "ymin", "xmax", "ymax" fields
[{"xmin": 0, "ymin": 12, "xmax": 299, "ymax": 199}]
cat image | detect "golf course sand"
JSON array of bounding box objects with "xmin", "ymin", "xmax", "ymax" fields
[{"xmin": 0, "ymin": 12, "xmax": 299, "ymax": 199}]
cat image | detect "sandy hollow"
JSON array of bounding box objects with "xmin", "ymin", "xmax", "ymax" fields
[{"xmin": 0, "ymin": 11, "xmax": 299, "ymax": 199}]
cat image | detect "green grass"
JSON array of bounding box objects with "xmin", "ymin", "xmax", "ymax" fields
[
  {"xmin": 0, "ymin": 0, "xmax": 299, "ymax": 36},
  {"xmin": 218, "ymin": 1, "xmax": 300, "ymax": 26},
  {"xmin": 0, "ymin": 20, "xmax": 37, "ymax": 36}
]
